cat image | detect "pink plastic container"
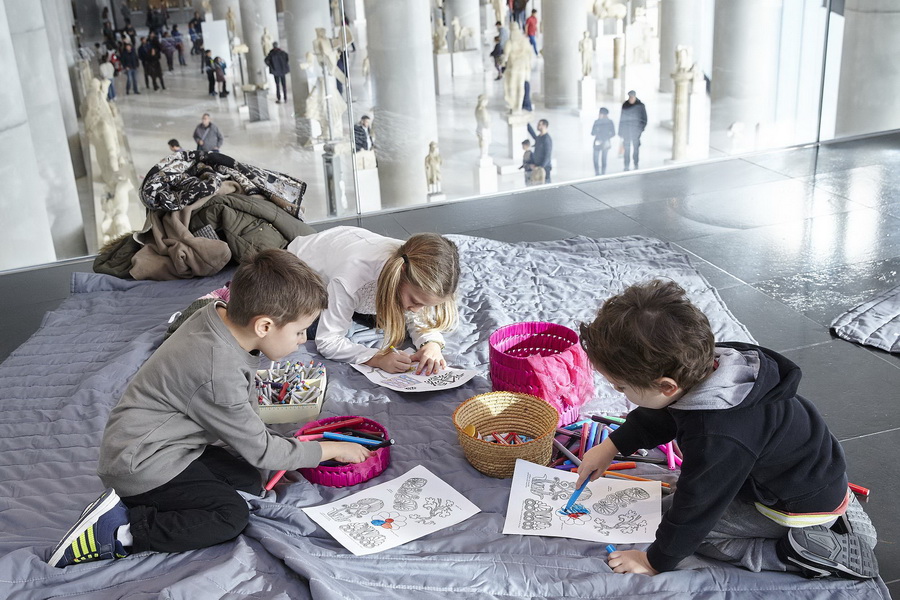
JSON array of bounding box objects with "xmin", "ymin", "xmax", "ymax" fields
[
  {"xmin": 489, "ymin": 321, "xmax": 594, "ymax": 427},
  {"xmin": 295, "ymin": 416, "xmax": 390, "ymax": 487}
]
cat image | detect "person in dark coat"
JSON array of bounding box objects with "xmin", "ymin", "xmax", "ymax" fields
[
  {"xmin": 526, "ymin": 119, "xmax": 553, "ymax": 183},
  {"xmin": 203, "ymin": 49, "xmax": 216, "ymax": 97},
  {"xmin": 353, "ymin": 115, "xmax": 373, "ymax": 151},
  {"xmin": 120, "ymin": 42, "xmax": 141, "ymax": 95},
  {"xmin": 619, "ymin": 90, "xmax": 648, "ymax": 171},
  {"xmin": 145, "ymin": 47, "xmax": 165, "ymax": 91},
  {"xmin": 591, "ymin": 107, "xmax": 616, "ymax": 175},
  {"xmin": 264, "ymin": 42, "xmax": 290, "ymax": 103},
  {"xmin": 137, "ymin": 37, "xmax": 151, "ymax": 89}
]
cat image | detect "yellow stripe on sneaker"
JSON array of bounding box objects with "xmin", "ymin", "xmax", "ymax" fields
[{"xmin": 86, "ymin": 525, "xmax": 97, "ymax": 553}]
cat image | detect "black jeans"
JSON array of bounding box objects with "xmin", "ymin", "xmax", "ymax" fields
[
  {"xmin": 623, "ymin": 136, "xmax": 641, "ymax": 169},
  {"xmin": 207, "ymin": 70, "xmax": 216, "ymax": 94},
  {"xmin": 121, "ymin": 445, "xmax": 261, "ymax": 553},
  {"xmin": 274, "ymin": 75, "xmax": 287, "ymax": 100},
  {"xmin": 593, "ymin": 144, "xmax": 610, "ymax": 175}
]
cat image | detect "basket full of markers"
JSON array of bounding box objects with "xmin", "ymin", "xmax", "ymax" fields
[{"xmin": 256, "ymin": 360, "xmax": 326, "ymax": 425}]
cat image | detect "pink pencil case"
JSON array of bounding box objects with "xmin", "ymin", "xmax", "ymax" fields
[{"xmin": 295, "ymin": 416, "xmax": 391, "ymax": 487}]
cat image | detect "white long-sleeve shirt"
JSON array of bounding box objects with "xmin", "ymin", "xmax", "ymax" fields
[{"xmin": 287, "ymin": 227, "xmax": 445, "ymax": 364}]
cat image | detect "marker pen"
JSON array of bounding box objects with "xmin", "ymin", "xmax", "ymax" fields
[
  {"xmin": 605, "ymin": 544, "xmax": 617, "ymax": 554},
  {"xmin": 321, "ymin": 431, "xmax": 386, "ymax": 446}
]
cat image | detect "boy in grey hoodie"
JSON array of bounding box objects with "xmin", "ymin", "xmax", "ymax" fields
[
  {"xmin": 576, "ymin": 280, "xmax": 878, "ymax": 580},
  {"xmin": 48, "ymin": 250, "xmax": 369, "ymax": 568}
]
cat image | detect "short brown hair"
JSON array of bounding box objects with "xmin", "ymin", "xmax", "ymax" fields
[
  {"xmin": 579, "ymin": 280, "xmax": 715, "ymax": 391},
  {"xmin": 227, "ymin": 249, "xmax": 328, "ymax": 327}
]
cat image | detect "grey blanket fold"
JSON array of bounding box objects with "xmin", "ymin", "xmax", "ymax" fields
[{"xmin": 831, "ymin": 283, "xmax": 900, "ymax": 353}]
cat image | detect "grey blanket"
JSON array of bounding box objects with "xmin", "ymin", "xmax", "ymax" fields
[
  {"xmin": 0, "ymin": 236, "xmax": 888, "ymax": 599},
  {"xmin": 831, "ymin": 283, "xmax": 900, "ymax": 353}
]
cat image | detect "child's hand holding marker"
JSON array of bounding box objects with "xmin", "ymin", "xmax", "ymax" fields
[
  {"xmin": 575, "ymin": 437, "xmax": 620, "ymax": 488},
  {"xmin": 320, "ymin": 441, "xmax": 372, "ymax": 464},
  {"xmin": 365, "ymin": 346, "xmax": 414, "ymax": 373}
]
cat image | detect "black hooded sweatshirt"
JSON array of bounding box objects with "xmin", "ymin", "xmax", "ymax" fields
[{"xmin": 608, "ymin": 342, "xmax": 848, "ymax": 573}]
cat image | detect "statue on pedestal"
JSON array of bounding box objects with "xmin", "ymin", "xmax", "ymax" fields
[
  {"xmin": 305, "ymin": 75, "xmax": 347, "ymax": 142},
  {"xmin": 226, "ymin": 7, "xmax": 237, "ymax": 38},
  {"xmin": 475, "ymin": 94, "xmax": 491, "ymax": 158},
  {"xmin": 579, "ymin": 32, "xmax": 593, "ymax": 77},
  {"xmin": 433, "ymin": 19, "xmax": 449, "ymax": 53},
  {"xmin": 492, "ymin": 0, "xmax": 504, "ymax": 23},
  {"xmin": 261, "ymin": 27, "xmax": 274, "ymax": 58},
  {"xmin": 594, "ymin": 0, "xmax": 627, "ymax": 21},
  {"xmin": 501, "ymin": 28, "xmax": 533, "ymax": 114},
  {"xmin": 313, "ymin": 27, "xmax": 338, "ymax": 74},
  {"xmin": 425, "ymin": 141, "xmax": 443, "ymax": 194}
]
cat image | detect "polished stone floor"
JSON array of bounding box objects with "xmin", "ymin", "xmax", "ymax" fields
[{"xmin": 2, "ymin": 131, "xmax": 899, "ymax": 593}]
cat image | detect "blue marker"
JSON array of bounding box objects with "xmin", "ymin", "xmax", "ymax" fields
[
  {"xmin": 321, "ymin": 431, "xmax": 385, "ymax": 447},
  {"xmin": 606, "ymin": 544, "xmax": 617, "ymax": 554}
]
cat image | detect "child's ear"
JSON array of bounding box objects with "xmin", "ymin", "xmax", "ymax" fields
[
  {"xmin": 252, "ymin": 316, "xmax": 275, "ymax": 338},
  {"xmin": 655, "ymin": 377, "xmax": 681, "ymax": 397}
]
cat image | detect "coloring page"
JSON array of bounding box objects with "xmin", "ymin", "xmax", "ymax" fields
[
  {"xmin": 304, "ymin": 465, "xmax": 480, "ymax": 555},
  {"xmin": 502, "ymin": 460, "xmax": 660, "ymax": 544},
  {"xmin": 351, "ymin": 351, "xmax": 479, "ymax": 392}
]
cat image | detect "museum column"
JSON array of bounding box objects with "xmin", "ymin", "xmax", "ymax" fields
[
  {"xmin": 239, "ymin": 0, "xmax": 279, "ymax": 88},
  {"xmin": 6, "ymin": 0, "xmax": 86, "ymax": 259},
  {"xmin": 709, "ymin": 0, "xmax": 782, "ymax": 137},
  {"xmin": 835, "ymin": 0, "xmax": 900, "ymax": 136},
  {"xmin": 365, "ymin": 0, "xmax": 438, "ymax": 207},
  {"xmin": 284, "ymin": 0, "xmax": 331, "ymax": 142},
  {"xmin": 0, "ymin": 0, "xmax": 56, "ymax": 269},
  {"xmin": 542, "ymin": 0, "xmax": 582, "ymax": 109},
  {"xmin": 658, "ymin": 0, "xmax": 701, "ymax": 93}
]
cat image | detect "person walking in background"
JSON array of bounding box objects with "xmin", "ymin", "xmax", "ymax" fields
[
  {"xmin": 160, "ymin": 32, "xmax": 176, "ymax": 72},
  {"xmin": 203, "ymin": 49, "xmax": 216, "ymax": 97},
  {"xmin": 526, "ymin": 118, "xmax": 553, "ymax": 183},
  {"xmin": 120, "ymin": 42, "xmax": 140, "ymax": 95},
  {"xmin": 519, "ymin": 139, "xmax": 533, "ymax": 186},
  {"xmin": 99, "ymin": 55, "xmax": 116, "ymax": 101},
  {"xmin": 591, "ymin": 107, "xmax": 616, "ymax": 175},
  {"xmin": 264, "ymin": 42, "xmax": 290, "ymax": 104},
  {"xmin": 213, "ymin": 56, "xmax": 228, "ymax": 97},
  {"xmin": 172, "ymin": 25, "xmax": 187, "ymax": 66},
  {"xmin": 193, "ymin": 113, "xmax": 224, "ymax": 153},
  {"xmin": 354, "ymin": 115, "xmax": 374, "ymax": 151},
  {"xmin": 619, "ymin": 90, "xmax": 648, "ymax": 171},
  {"xmin": 146, "ymin": 46, "xmax": 165, "ymax": 91},
  {"xmin": 525, "ymin": 9, "xmax": 539, "ymax": 55},
  {"xmin": 137, "ymin": 37, "xmax": 151, "ymax": 89}
]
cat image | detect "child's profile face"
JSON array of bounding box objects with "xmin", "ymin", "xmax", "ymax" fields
[
  {"xmin": 259, "ymin": 312, "xmax": 318, "ymax": 361},
  {"xmin": 398, "ymin": 282, "xmax": 445, "ymax": 314},
  {"xmin": 596, "ymin": 367, "xmax": 676, "ymax": 410}
]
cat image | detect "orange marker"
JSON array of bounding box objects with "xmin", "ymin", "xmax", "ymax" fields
[
  {"xmin": 602, "ymin": 470, "xmax": 671, "ymax": 488},
  {"xmin": 606, "ymin": 462, "xmax": 637, "ymax": 471}
]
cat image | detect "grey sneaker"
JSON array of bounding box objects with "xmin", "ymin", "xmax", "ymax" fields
[{"xmin": 778, "ymin": 525, "xmax": 878, "ymax": 580}]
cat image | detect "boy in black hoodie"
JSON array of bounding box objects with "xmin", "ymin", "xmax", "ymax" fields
[{"xmin": 576, "ymin": 280, "xmax": 878, "ymax": 580}]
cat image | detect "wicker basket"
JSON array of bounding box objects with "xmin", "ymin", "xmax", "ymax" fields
[
  {"xmin": 452, "ymin": 391, "xmax": 558, "ymax": 478},
  {"xmin": 489, "ymin": 321, "xmax": 594, "ymax": 427},
  {"xmin": 295, "ymin": 416, "xmax": 390, "ymax": 487}
]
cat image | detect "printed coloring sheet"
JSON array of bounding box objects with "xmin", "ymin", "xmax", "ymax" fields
[
  {"xmin": 503, "ymin": 460, "xmax": 660, "ymax": 544},
  {"xmin": 304, "ymin": 465, "xmax": 481, "ymax": 555},
  {"xmin": 351, "ymin": 356, "xmax": 479, "ymax": 392}
]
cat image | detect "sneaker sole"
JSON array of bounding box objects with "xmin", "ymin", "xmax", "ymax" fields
[
  {"xmin": 788, "ymin": 526, "xmax": 879, "ymax": 580},
  {"xmin": 48, "ymin": 490, "xmax": 121, "ymax": 567}
]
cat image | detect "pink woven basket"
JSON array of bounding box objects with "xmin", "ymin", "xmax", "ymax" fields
[
  {"xmin": 489, "ymin": 322, "xmax": 594, "ymax": 427},
  {"xmin": 295, "ymin": 416, "xmax": 390, "ymax": 487}
]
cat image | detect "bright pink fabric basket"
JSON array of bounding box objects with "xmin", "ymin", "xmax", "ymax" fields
[
  {"xmin": 489, "ymin": 322, "xmax": 594, "ymax": 426},
  {"xmin": 295, "ymin": 416, "xmax": 390, "ymax": 487}
]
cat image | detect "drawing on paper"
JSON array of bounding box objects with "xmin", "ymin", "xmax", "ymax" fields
[
  {"xmin": 370, "ymin": 511, "xmax": 407, "ymax": 531},
  {"xmin": 529, "ymin": 474, "xmax": 594, "ymax": 502},
  {"xmin": 393, "ymin": 477, "xmax": 427, "ymax": 510},
  {"xmin": 592, "ymin": 487, "xmax": 650, "ymax": 515},
  {"xmin": 351, "ymin": 362, "xmax": 478, "ymax": 393},
  {"xmin": 520, "ymin": 498, "xmax": 553, "ymax": 530},
  {"xmin": 594, "ymin": 509, "xmax": 648, "ymax": 535},
  {"xmin": 338, "ymin": 522, "xmax": 386, "ymax": 548},
  {"xmin": 409, "ymin": 497, "xmax": 456, "ymax": 525},
  {"xmin": 424, "ymin": 371, "xmax": 467, "ymax": 386},
  {"xmin": 304, "ymin": 465, "xmax": 481, "ymax": 556},
  {"xmin": 380, "ymin": 374, "xmax": 421, "ymax": 389},
  {"xmin": 327, "ymin": 498, "xmax": 385, "ymax": 522},
  {"xmin": 503, "ymin": 460, "xmax": 660, "ymax": 544}
]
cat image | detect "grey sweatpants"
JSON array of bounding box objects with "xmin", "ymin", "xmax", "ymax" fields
[{"xmin": 667, "ymin": 493, "xmax": 877, "ymax": 572}]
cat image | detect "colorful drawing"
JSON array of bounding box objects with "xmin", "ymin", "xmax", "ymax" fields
[
  {"xmin": 594, "ymin": 510, "xmax": 648, "ymax": 536},
  {"xmin": 381, "ymin": 374, "xmax": 421, "ymax": 389},
  {"xmin": 520, "ymin": 498, "xmax": 553, "ymax": 530},
  {"xmin": 529, "ymin": 474, "xmax": 594, "ymax": 502},
  {"xmin": 370, "ymin": 511, "xmax": 407, "ymax": 530},
  {"xmin": 557, "ymin": 505, "xmax": 591, "ymax": 525},
  {"xmin": 338, "ymin": 522, "xmax": 386, "ymax": 548},
  {"xmin": 393, "ymin": 477, "xmax": 427, "ymax": 511},
  {"xmin": 327, "ymin": 498, "xmax": 384, "ymax": 522},
  {"xmin": 592, "ymin": 487, "xmax": 650, "ymax": 516},
  {"xmin": 410, "ymin": 497, "xmax": 456, "ymax": 525}
]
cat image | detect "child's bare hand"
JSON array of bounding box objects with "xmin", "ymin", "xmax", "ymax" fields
[
  {"xmin": 575, "ymin": 438, "xmax": 618, "ymax": 487},
  {"xmin": 365, "ymin": 351, "xmax": 413, "ymax": 373},
  {"xmin": 319, "ymin": 441, "xmax": 372, "ymax": 464},
  {"xmin": 608, "ymin": 549, "xmax": 658, "ymax": 575},
  {"xmin": 410, "ymin": 341, "xmax": 446, "ymax": 375}
]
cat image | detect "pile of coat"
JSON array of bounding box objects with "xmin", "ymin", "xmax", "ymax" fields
[{"xmin": 94, "ymin": 151, "xmax": 314, "ymax": 280}]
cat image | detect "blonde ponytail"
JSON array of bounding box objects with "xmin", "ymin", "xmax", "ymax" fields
[{"xmin": 375, "ymin": 233, "xmax": 460, "ymax": 351}]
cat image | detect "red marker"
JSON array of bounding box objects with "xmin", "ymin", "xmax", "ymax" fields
[
  {"xmin": 849, "ymin": 482, "xmax": 870, "ymax": 497},
  {"xmin": 302, "ymin": 417, "xmax": 365, "ymax": 435}
]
